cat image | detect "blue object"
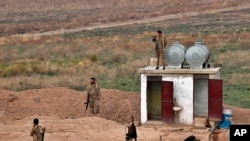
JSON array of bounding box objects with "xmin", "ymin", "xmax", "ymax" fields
[{"xmin": 218, "ymin": 113, "xmax": 232, "ymax": 129}]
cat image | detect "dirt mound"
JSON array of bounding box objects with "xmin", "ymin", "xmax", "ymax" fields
[
  {"xmin": 0, "ymin": 87, "xmax": 249, "ymax": 141},
  {"xmin": 223, "ymin": 105, "xmax": 250, "ymax": 124},
  {"xmin": 1, "ymin": 87, "xmax": 250, "ymax": 125},
  {"xmin": 0, "ymin": 87, "xmax": 140, "ymax": 124}
]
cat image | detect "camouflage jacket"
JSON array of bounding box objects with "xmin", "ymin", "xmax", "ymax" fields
[
  {"xmin": 30, "ymin": 125, "xmax": 44, "ymax": 141},
  {"xmin": 86, "ymin": 83, "xmax": 101, "ymax": 96}
]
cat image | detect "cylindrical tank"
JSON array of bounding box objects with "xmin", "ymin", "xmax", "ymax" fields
[
  {"xmin": 165, "ymin": 42, "xmax": 186, "ymax": 67},
  {"xmin": 218, "ymin": 108, "xmax": 232, "ymax": 129},
  {"xmin": 185, "ymin": 42, "xmax": 209, "ymax": 68}
]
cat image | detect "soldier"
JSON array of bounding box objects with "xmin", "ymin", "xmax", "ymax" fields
[
  {"xmin": 30, "ymin": 118, "xmax": 44, "ymax": 141},
  {"xmin": 86, "ymin": 77, "xmax": 101, "ymax": 115},
  {"xmin": 184, "ymin": 135, "xmax": 200, "ymax": 141},
  {"xmin": 154, "ymin": 30, "xmax": 167, "ymax": 70}
]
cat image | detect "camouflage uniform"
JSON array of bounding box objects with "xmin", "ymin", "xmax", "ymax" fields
[
  {"xmin": 30, "ymin": 125, "xmax": 43, "ymax": 141},
  {"xmin": 155, "ymin": 35, "xmax": 167, "ymax": 68},
  {"xmin": 86, "ymin": 83, "xmax": 101, "ymax": 114}
]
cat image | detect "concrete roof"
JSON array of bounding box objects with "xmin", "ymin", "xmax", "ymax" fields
[{"xmin": 138, "ymin": 66, "xmax": 221, "ymax": 74}]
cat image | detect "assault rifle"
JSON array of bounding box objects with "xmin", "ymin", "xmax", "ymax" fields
[
  {"xmin": 42, "ymin": 127, "xmax": 45, "ymax": 141},
  {"xmin": 84, "ymin": 93, "xmax": 90, "ymax": 113}
]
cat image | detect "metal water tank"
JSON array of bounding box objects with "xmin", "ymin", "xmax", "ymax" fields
[
  {"xmin": 165, "ymin": 42, "xmax": 186, "ymax": 68},
  {"xmin": 185, "ymin": 42, "xmax": 209, "ymax": 68}
]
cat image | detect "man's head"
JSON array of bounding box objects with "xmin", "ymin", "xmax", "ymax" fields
[
  {"xmin": 33, "ymin": 118, "xmax": 39, "ymax": 125},
  {"xmin": 90, "ymin": 77, "xmax": 96, "ymax": 84},
  {"xmin": 157, "ymin": 30, "xmax": 162, "ymax": 38},
  {"xmin": 184, "ymin": 135, "xmax": 200, "ymax": 141}
]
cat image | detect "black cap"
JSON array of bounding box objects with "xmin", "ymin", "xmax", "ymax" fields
[
  {"xmin": 33, "ymin": 118, "xmax": 39, "ymax": 125},
  {"xmin": 157, "ymin": 30, "xmax": 162, "ymax": 34}
]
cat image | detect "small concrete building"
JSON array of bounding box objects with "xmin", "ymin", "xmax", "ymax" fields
[{"xmin": 138, "ymin": 66, "xmax": 223, "ymax": 124}]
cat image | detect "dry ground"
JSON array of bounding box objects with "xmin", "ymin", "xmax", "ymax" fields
[
  {"xmin": 0, "ymin": 88, "xmax": 249, "ymax": 141},
  {"xmin": 0, "ymin": 1, "xmax": 250, "ymax": 141},
  {"xmin": 1, "ymin": 0, "xmax": 250, "ymax": 36}
]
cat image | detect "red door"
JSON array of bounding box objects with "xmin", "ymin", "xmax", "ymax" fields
[
  {"xmin": 208, "ymin": 79, "xmax": 223, "ymax": 121},
  {"xmin": 161, "ymin": 81, "xmax": 173, "ymax": 122}
]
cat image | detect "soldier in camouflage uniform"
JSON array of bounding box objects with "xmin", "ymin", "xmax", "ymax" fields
[
  {"xmin": 86, "ymin": 77, "xmax": 101, "ymax": 115},
  {"xmin": 30, "ymin": 118, "xmax": 44, "ymax": 141},
  {"xmin": 154, "ymin": 30, "xmax": 167, "ymax": 70}
]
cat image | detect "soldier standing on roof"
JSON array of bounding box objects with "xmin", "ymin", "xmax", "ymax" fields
[
  {"xmin": 85, "ymin": 77, "xmax": 101, "ymax": 115},
  {"xmin": 153, "ymin": 30, "xmax": 167, "ymax": 70}
]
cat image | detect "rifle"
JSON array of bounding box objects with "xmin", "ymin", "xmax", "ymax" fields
[
  {"xmin": 84, "ymin": 93, "xmax": 90, "ymax": 113},
  {"xmin": 42, "ymin": 127, "xmax": 45, "ymax": 141}
]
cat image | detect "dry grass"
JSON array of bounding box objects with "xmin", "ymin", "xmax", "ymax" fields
[
  {"xmin": 0, "ymin": 30, "xmax": 249, "ymax": 90},
  {"xmin": 218, "ymin": 50, "xmax": 250, "ymax": 65},
  {"xmin": 0, "ymin": 0, "xmax": 249, "ymax": 107},
  {"xmin": 229, "ymin": 73, "xmax": 250, "ymax": 85},
  {"xmin": 0, "ymin": 0, "xmax": 249, "ymax": 35}
]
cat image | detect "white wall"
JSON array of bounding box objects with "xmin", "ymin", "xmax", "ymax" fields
[
  {"xmin": 141, "ymin": 74, "xmax": 194, "ymax": 124},
  {"xmin": 209, "ymin": 71, "xmax": 221, "ymax": 79},
  {"xmin": 162, "ymin": 74, "xmax": 194, "ymax": 124},
  {"xmin": 140, "ymin": 74, "xmax": 147, "ymax": 124}
]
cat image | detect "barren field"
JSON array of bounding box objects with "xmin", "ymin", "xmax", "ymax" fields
[
  {"xmin": 0, "ymin": 0, "xmax": 250, "ymax": 141},
  {"xmin": 0, "ymin": 0, "xmax": 250, "ymax": 36}
]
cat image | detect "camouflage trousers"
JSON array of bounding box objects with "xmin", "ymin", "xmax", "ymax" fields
[
  {"xmin": 89, "ymin": 96, "xmax": 99, "ymax": 114},
  {"xmin": 155, "ymin": 49, "xmax": 166, "ymax": 67}
]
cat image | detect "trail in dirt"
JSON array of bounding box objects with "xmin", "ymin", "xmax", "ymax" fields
[{"xmin": 14, "ymin": 4, "xmax": 250, "ymax": 37}]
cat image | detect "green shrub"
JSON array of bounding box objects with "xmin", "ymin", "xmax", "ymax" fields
[{"xmin": 86, "ymin": 54, "xmax": 97, "ymax": 62}]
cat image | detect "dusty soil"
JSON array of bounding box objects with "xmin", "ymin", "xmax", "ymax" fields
[
  {"xmin": 2, "ymin": 3, "xmax": 250, "ymax": 38},
  {"xmin": 1, "ymin": 0, "xmax": 250, "ymax": 36},
  {"xmin": 0, "ymin": 88, "xmax": 140, "ymax": 123},
  {"xmin": 0, "ymin": 1, "xmax": 250, "ymax": 141},
  {"xmin": 0, "ymin": 87, "xmax": 249, "ymax": 141}
]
